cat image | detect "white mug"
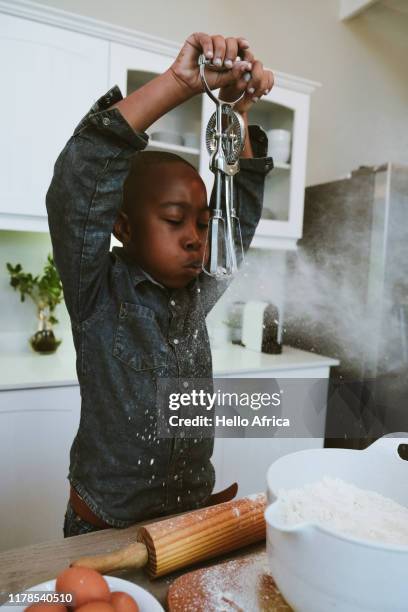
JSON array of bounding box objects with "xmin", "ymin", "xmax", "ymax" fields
[{"xmin": 267, "ymin": 130, "xmax": 291, "ymax": 163}]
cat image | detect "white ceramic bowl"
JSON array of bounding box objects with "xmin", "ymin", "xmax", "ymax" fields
[
  {"xmin": 150, "ymin": 131, "xmax": 183, "ymax": 146},
  {"xmin": 267, "ymin": 129, "xmax": 291, "ymax": 143},
  {"xmin": 265, "ymin": 435, "xmax": 408, "ymax": 612},
  {"xmin": 268, "ymin": 143, "xmax": 291, "ymax": 163},
  {"xmin": 1, "ymin": 576, "xmax": 164, "ymax": 611}
]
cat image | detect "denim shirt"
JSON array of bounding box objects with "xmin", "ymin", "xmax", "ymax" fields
[{"xmin": 46, "ymin": 86, "xmax": 273, "ymax": 527}]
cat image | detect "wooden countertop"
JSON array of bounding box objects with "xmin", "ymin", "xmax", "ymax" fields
[{"xmin": 0, "ymin": 522, "xmax": 264, "ymax": 608}]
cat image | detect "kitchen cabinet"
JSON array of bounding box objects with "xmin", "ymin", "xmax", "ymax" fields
[
  {"xmin": 0, "ymin": 12, "xmax": 109, "ymax": 231},
  {"xmin": 0, "ymin": 342, "xmax": 337, "ymax": 550},
  {"xmin": 1, "ymin": 1, "xmax": 318, "ymax": 248},
  {"xmin": 0, "ymin": 384, "xmax": 80, "ymax": 551},
  {"xmin": 110, "ymin": 42, "xmax": 319, "ymax": 250},
  {"xmin": 109, "ymin": 42, "xmax": 202, "ymax": 174},
  {"xmin": 211, "ymin": 345, "xmax": 339, "ymax": 498},
  {"xmin": 246, "ymin": 83, "xmax": 316, "ymax": 250}
]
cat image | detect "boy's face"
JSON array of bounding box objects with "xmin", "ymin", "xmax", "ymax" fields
[{"xmin": 115, "ymin": 162, "xmax": 210, "ymax": 289}]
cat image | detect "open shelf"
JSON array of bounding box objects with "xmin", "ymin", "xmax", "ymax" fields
[
  {"xmin": 273, "ymin": 162, "xmax": 291, "ymax": 170},
  {"xmin": 147, "ymin": 140, "xmax": 200, "ymax": 156}
]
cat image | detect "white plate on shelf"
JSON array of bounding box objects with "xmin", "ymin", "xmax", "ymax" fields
[{"xmin": 1, "ymin": 576, "xmax": 164, "ymax": 611}]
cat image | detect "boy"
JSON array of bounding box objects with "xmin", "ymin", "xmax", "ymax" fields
[{"xmin": 46, "ymin": 32, "xmax": 274, "ymax": 536}]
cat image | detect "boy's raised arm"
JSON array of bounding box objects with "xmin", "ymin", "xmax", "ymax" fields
[{"xmin": 46, "ymin": 33, "xmax": 271, "ymax": 323}]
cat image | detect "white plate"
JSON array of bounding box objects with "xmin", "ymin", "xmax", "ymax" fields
[{"xmin": 1, "ymin": 575, "xmax": 164, "ymax": 611}]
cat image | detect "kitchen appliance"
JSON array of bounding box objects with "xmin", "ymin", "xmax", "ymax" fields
[
  {"xmin": 265, "ymin": 434, "xmax": 408, "ymax": 612},
  {"xmin": 284, "ymin": 164, "xmax": 408, "ymax": 448},
  {"xmin": 72, "ymin": 494, "xmax": 266, "ymax": 578},
  {"xmin": 199, "ymin": 54, "xmax": 246, "ymax": 279},
  {"xmin": 227, "ymin": 300, "xmax": 245, "ymax": 344},
  {"xmin": 241, "ymin": 300, "xmax": 282, "ymax": 354}
]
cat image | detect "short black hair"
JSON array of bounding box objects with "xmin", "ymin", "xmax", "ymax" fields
[{"xmin": 122, "ymin": 151, "xmax": 199, "ymax": 214}]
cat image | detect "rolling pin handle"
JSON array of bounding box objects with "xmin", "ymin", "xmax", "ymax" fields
[{"xmin": 70, "ymin": 541, "xmax": 148, "ymax": 573}]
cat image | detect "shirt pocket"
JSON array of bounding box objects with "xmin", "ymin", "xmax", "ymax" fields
[{"xmin": 113, "ymin": 302, "xmax": 168, "ymax": 371}]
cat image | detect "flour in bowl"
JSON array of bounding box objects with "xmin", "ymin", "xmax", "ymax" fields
[{"xmin": 277, "ymin": 477, "xmax": 408, "ymax": 546}]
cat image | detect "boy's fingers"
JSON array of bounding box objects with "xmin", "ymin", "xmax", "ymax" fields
[
  {"xmin": 265, "ymin": 70, "xmax": 275, "ymax": 94},
  {"xmin": 212, "ymin": 35, "xmax": 226, "ymax": 67},
  {"xmin": 224, "ymin": 37, "xmax": 238, "ymax": 68},
  {"xmin": 190, "ymin": 32, "xmax": 214, "ymax": 59},
  {"xmin": 187, "ymin": 32, "xmax": 214, "ymax": 59},
  {"xmin": 245, "ymin": 60, "xmax": 264, "ymax": 100},
  {"xmin": 237, "ymin": 36, "xmax": 250, "ymax": 50},
  {"xmin": 229, "ymin": 61, "xmax": 252, "ymax": 85},
  {"xmin": 239, "ymin": 48, "xmax": 255, "ymax": 68}
]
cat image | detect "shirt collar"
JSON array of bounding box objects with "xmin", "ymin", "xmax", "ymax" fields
[
  {"xmin": 111, "ymin": 246, "xmax": 165, "ymax": 289},
  {"xmin": 111, "ymin": 246, "xmax": 199, "ymax": 294},
  {"xmin": 111, "ymin": 246, "xmax": 147, "ymax": 286},
  {"xmin": 139, "ymin": 268, "xmax": 165, "ymax": 289}
]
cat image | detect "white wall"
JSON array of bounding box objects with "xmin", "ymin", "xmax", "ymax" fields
[{"xmin": 36, "ymin": 0, "xmax": 408, "ymax": 185}]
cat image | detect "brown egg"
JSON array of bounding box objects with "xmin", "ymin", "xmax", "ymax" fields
[
  {"xmin": 56, "ymin": 566, "xmax": 110, "ymax": 608},
  {"xmin": 75, "ymin": 603, "xmax": 114, "ymax": 612},
  {"xmin": 24, "ymin": 605, "xmax": 67, "ymax": 611},
  {"xmin": 110, "ymin": 591, "xmax": 140, "ymax": 612}
]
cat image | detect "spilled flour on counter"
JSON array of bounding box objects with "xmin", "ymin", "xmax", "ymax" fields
[{"xmin": 277, "ymin": 477, "xmax": 408, "ymax": 546}]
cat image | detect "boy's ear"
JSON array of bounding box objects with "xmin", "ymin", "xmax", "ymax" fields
[{"xmin": 113, "ymin": 210, "xmax": 131, "ymax": 245}]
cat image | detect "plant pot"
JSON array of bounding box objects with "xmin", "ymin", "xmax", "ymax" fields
[
  {"xmin": 30, "ymin": 329, "xmax": 61, "ymax": 354},
  {"xmin": 30, "ymin": 307, "xmax": 62, "ymax": 354}
]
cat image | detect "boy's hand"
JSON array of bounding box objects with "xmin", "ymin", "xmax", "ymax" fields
[
  {"xmin": 113, "ymin": 33, "xmax": 273, "ymax": 134},
  {"xmin": 169, "ymin": 33, "xmax": 255, "ymax": 97},
  {"xmin": 219, "ymin": 56, "xmax": 274, "ymax": 114}
]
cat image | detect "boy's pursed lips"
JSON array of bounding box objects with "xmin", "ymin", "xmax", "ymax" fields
[{"xmin": 183, "ymin": 259, "xmax": 203, "ymax": 273}]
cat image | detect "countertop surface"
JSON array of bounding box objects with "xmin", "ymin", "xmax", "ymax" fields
[
  {"xmin": 213, "ymin": 344, "xmax": 339, "ymax": 376},
  {"xmin": 0, "ymin": 519, "xmax": 264, "ymax": 607},
  {"xmin": 0, "ymin": 332, "xmax": 339, "ymax": 391}
]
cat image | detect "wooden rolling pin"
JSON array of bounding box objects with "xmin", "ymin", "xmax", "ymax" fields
[{"xmin": 72, "ymin": 493, "xmax": 266, "ymax": 578}]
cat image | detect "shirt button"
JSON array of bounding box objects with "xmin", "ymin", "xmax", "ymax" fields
[
  {"xmin": 170, "ymin": 300, "xmax": 176, "ymax": 306},
  {"xmin": 102, "ymin": 117, "xmax": 110, "ymax": 126},
  {"xmin": 173, "ymin": 338, "xmax": 179, "ymax": 345},
  {"xmin": 183, "ymin": 381, "xmax": 189, "ymax": 388}
]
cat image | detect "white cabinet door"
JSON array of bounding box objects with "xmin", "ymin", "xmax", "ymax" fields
[
  {"xmin": 0, "ymin": 14, "xmax": 109, "ymax": 230},
  {"xmin": 0, "ymin": 385, "xmax": 80, "ymax": 551},
  {"xmin": 253, "ymin": 87, "xmax": 310, "ymax": 250}
]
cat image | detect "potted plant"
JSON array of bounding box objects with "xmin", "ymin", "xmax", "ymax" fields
[{"xmin": 6, "ymin": 254, "xmax": 64, "ymax": 354}]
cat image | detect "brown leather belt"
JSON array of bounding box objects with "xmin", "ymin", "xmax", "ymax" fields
[
  {"xmin": 70, "ymin": 487, "xmax": 110, "ymax": 529},
  {"xmin": 69, "ymin": 481, "xmax": 238, "ymax": 529}
]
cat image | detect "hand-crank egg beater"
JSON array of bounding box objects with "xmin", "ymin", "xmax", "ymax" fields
[{"xmin": 199, "ymin": 55, "xmax": 247, "ymax": 279}]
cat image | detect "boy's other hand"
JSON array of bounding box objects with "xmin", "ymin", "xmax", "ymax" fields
[
  {"xmin": 219, "ymin": 57, "xmax": 274, "ymax": 115},
  {"xmin": 169, "ymin": 33, "xmax": 255, "ymax": 97}
]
